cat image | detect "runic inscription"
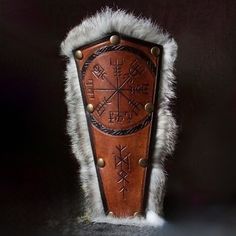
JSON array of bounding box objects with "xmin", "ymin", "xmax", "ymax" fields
[
  {"xmin": 109, "ymin": 111, "xmax": 132, "ymax": 123},
  {"xmin": 129, "ymin": 84, "xmax": 149, "ymax": 94},
  {"xmin": 85, "ymin": 79, "xmax": 95, "ymax": 99},
  {"xmin": 113, "ymin": 145, "xmax": 131, "ymax": 199}
]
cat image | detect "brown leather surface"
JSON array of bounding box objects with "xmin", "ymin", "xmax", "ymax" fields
[{"xmin": 74, "ymin": 35, "xmax": 161, "ymax": 217}]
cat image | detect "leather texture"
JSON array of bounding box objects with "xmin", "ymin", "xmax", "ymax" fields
[{"xmin": 74, "ymin": 34, "xmax": 162, "ymax": 217}]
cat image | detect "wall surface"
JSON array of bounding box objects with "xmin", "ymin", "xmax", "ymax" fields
[{"xmin": 1, "ymin": 0, "xmax": 236, "ymax": 235}]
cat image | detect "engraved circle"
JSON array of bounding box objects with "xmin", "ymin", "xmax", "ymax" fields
[{"xmin": 81, "ymin": 45, "xmax": 157, "ymax": 135}]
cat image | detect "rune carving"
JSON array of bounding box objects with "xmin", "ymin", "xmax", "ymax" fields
[{"xmin": 113, "ymin": 145, "xmax": 131, "ymax": 199}]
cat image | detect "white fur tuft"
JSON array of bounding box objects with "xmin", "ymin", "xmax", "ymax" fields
[
  {"xmin": 146, "ymin": 210, "xmax": 165, "ymax": 227},
  {"xmin": 92, "ymin": 210, "xmax": 165, "ymax": 227},
  {"xmin": 61, "ymin": 7, "xmax": 177, "ymax": 227}
]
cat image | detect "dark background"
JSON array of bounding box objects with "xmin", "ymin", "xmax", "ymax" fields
[{"xmin": 1, "ymin": 0, "xmax": 236, "ymax": 235}]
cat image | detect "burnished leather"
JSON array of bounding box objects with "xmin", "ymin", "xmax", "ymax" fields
[{"xmin": 74, "ymin": 34, "xmax": 162, "ymax": 217}]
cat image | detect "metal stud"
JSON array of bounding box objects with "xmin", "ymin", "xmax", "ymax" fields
[
  {"xmin": 133, "ymin": 212, "xmax": 141, "ymax": 217},
  {"xmin": 110, "ymin": 35, "xmax": 120, "ymax": 45},
  {"xmin": 86, "ymin": 104, "xmax": 94, "ymax": 113},
  {"xmin": 139, "ymin": 158, "xmax": 148, "ymax": 168},
  {"xmin": 108, "ymin": 211, "xmax": 114, "ymax": 216},
  {"xmin": 144, "ymin": 103, "xmax": 154, "ymax": 113},
  {"xmin": 75, "ymin": 50, "xmax": 83, "ymax": 60},
  {"xmin": 97, "ymin": 158, "xmax": 105, "ymax": 168},
  {"xmin": 151, "ymin": 46, "xmax": 160, "ymax": 57}
]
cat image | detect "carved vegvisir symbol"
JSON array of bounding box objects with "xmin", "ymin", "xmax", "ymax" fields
[
  {"xmin": 92, "ymin": 58, "xmax": 145, "ymax": 118},
  {"xmin": 113, "ymin": 145, "xmax": 131, "ymax": 199},
  {"xmin": 81, "ymin": 46, "xmax": 156, "ymax": 135}
]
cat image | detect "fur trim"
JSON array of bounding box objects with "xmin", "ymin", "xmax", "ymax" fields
[{"xmin": 61, "ymin": 7, "xmax": 177, "ymax": 227}]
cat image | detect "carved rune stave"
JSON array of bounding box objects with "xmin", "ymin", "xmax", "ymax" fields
[
  {"xmin": 85, "ymin": 79, "xmax": 95, "ymax": 99},
  {"xmin": 113, "ymin": 145, "xmax": 131, "ymax": 199},
  {"xmin": 92, "ymin": 64, "xmax": 107, "ymax": 80}
]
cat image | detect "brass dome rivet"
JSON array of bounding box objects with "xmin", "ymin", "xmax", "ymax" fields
[
  {"xmin": 75, "ymin": 50, "xmax": 83, "ymax": 60},
  {"xmin": 86, "ymin": 104, "xmax": 94, "ymax": 113},
  {"xmin": 97, "ymin": 158, "xmax": 105, "ymax": 168},
  {"xmin": 108, "ymin": 211, "xmax": 114, "ymax": 216},
  {"xmin": 139, "ymin": 158, "xmax": 148, "ymax": 168},
  {"xmin": 110, "ymin": 35, "xmax": 120, "ymax": 45},
  {"xmin": 145, "ymin": 103, "xmax": 154, "ymax": 113},
  {"xmin": 133, "ymin": 212, "xmax": 141, "ymax": 217},
  {"xmin": 151, "ymin": 46, "xmax": 160, "ymax": 57}
]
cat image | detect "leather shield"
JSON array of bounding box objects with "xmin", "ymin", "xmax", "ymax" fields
[{"xmin": 73, "ymin": 33, "xmax": 162, "ymax": 217}]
